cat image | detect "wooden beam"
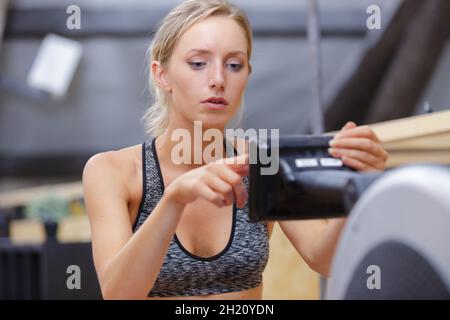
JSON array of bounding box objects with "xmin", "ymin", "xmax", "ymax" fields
[
  {"xmin": 0, "ymin": 0, "xmax": 9, "ymax": 51},
  {"xmin": 324, "ymin": 0, "xmax": 423, "ymax": 131},
  {"xmin": 329, "ymin": 109, "xmax": 450, "ymax": 168},
  {"xmin": 369, "ymin": 109, "xmax": 450, "ymax": 143},
  {"xmin": 366, "ymin": 0, "xmax": 450, "ymax": 123},
  {"xmin": 385, "ymin": 151, "xmax": 450, "ymax": 168},
  {"xmin": 382, "ymin": 132, "xmax": 450, "ymax": 150}
]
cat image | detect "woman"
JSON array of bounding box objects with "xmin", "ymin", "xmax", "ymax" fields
[{"xmin": 82, "ymin": 0, "xmax": 388, "ymax": 300}]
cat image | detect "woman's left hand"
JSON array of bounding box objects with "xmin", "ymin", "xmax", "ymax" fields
[{"xmin": 328, "ymin": 121, "xmax": 389, "ymax": 172}]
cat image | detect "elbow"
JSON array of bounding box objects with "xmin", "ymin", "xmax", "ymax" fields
[
  {"xmin": 99, "ymin": 276, "xmax": 149, "ymax": 300},
  {"xmin": 96, "ymin": 262, "xmax": 150, "ymax": 300},
  {"xmin": 97, "ymin": 262, "xmax": 156, "ymax": 300},
  {"xmin": 310, "ymin": 261, "xmax": 331, "ymax": 278},
  {"xmin": 101, "ymin": 283, "xmax": 148, "ymax": 300},
  {"xmin": 306, "ymin": 251, "xmax": 332, "ymax": 278}
]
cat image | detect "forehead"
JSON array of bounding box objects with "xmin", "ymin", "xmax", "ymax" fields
[{"xmin": 174, "ymin": 16, "xmax": 248, "ymax": 56}]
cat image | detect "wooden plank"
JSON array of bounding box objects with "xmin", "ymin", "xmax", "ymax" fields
[
  {"xmin": 9, "ymin": 219, "xmax": 45, "ymax": 245},
  {"xmin": 57, "ymin": 215, "xmax": 91, "ymax": 243},
  {"xmin": 386, "ymin": 150, "xmax": 450, "ymax": 168},
  {"xmin": 382, "ymin": 131, "xmax": 450, "ymax": 150},
  {"xmin": 9, "ymin": 216, "xmax": 91, "ymax": 244},
  {"xmin": 369, "ymin": 109, "xmax": 450, "ymax": 143},
  {"xmin": 324, "ymin": 0, "xmax": 422, "ymax": 130},
  {"xmin": 327, "ymin": 109, "xmax": 450, "ymax": 140},
  {"xmin": 0, "ymin": 0, "xmax": 9, "ymax": 52},
  {"xmin": 366, "ymin": 0, "xmax": 450, "ymax": 123},
  {"xmin": 263, "ymin": 223, "xmax": 320, "ymax": 299}
]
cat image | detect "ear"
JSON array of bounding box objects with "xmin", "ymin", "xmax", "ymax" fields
[{"xmin": 151, "ymin": 60, "xmax": 172, "ymax": 93}]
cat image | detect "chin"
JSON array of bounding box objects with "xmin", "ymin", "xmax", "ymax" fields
[{"xmin": 195, "ymin": 114, "xmax": 232, "ymax": 130}]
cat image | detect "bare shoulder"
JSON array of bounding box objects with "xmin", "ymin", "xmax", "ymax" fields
[{"xmin": 82, "ymin": 144, "xmax": 142, "ymax": 199}]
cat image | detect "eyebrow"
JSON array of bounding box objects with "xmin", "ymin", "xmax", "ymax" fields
[{"xmin": 185, "ymin": 49, "xmax": 246, "ymax": 57}]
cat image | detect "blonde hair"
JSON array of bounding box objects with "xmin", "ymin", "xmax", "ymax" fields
[{"xmin": 142, "ymin": 0, "xmax": 253, "ymax": 137}]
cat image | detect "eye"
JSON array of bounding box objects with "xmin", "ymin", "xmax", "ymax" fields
[
  {"xmin": 188, "ymin": 62, "xmax": 207, "ymax": 70},
  {"xmin": 227, "ymin": 63, "xmax": 244, "ymax": 72}
]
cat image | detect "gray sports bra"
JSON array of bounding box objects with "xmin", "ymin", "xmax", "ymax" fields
[{"xmin": 132, "ymin": 137, "xmax": 270, "ymax": 297}]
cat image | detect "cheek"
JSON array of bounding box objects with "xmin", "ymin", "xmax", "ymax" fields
[
  {"xmin": 229, "ymin": 76, "xmax": 248, "ymax": 102},
  {"xmin": 171, "ymin": 74, "xmax": 201, "ymax": 105}
]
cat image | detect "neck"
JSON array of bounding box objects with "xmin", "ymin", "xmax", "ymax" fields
[{"xmin": 156, "ymin": 119, "xmax": 227, "ymax": 169}]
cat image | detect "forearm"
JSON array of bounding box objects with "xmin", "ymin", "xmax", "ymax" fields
[
  {"xmin": 100, "ymin": 190, "xmax": 184, "ymax": 299},
  {"xmin": 308, "ymin": 217, "xmax": 347, "ymax": 277}
]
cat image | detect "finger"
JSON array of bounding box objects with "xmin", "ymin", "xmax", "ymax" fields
[
  {"xmin": 196, "ymin": 182, "xmax": 226, "ymax": 207},
  {"xmin": 206, "ymin": 163, "xmax": 248, "ymax": 208},
  {"xmin": 328, "ymin": 148, "xmax": 382, "ymax": 170},
  {"xmin": 217, "ymin": 167, "xmax": 248, "ymax": 208},
  {"xmin": 329, "ymin": 138, "xmax": 387, "ymax": 160},
  {"xmin": 221, "ymin": 154, "xmax": 249, "ymax": 174},
  {"xmin": 205, "ymin": 175, "xmax": 235, "ymax": 206},
  {"xmin": 225, "ymin": 173, "xmax": 247, "ymax": 209},
  {"xmin": 229, "ymin": 162, "xmax": 249, "ymax": 177},
  {"xmin": 341, "ymin": 121, "xmax": 357, "ymax": 131},
  {"xmin": 334, "ymin": 125, "xmax": 380, "ymax": 142},
  {"xmin": 341, "ymin": 156, "xmax": 378, "ymax": 172},
  {"xmin": 226, "ymin": 164, "xmax": 249, "ymax": 177},
  {"xmin": 235, "ymin": 179, "xmax": 248, "ymax": 209}
]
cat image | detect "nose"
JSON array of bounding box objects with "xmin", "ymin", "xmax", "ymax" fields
[{"xmin": 208, "ymin": 62, "xmax": 225, "ymax": 91}]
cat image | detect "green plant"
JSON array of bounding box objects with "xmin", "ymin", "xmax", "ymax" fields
[{"xmin": 24, "ymin": 192, "xmax": 70, "ymax": 224}]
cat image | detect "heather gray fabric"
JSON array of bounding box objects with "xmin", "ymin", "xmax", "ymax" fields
[{"xmin": 132, "ymin": 138, "xmax": 269, "ymax": 297}]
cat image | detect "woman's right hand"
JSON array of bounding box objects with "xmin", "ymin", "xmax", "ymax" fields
[{"xmin": 165, "ymin": 154, "xmax": 249, "ymax": 209}]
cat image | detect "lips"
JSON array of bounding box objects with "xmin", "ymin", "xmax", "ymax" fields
[
  {"xmin": 201, "ymin": 97, "xmax": 229, "ymax": 110},
  {"xmin": 202, "ymin": 97, "xmax": 229, "ymax": 104}
]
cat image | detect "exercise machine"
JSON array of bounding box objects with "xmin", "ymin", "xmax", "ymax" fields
[{"xmin": 248, "ymin": 135, "xmax": 450, "ymax": 299}]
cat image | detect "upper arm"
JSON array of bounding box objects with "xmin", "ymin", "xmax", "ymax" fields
[
  {"xmin": 278, "ymin": 219, "xmax": 328, "ymax": 264},
  {"xmin": 82, "ymin": 152, "xmax": 133, "ymax": 286}
]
